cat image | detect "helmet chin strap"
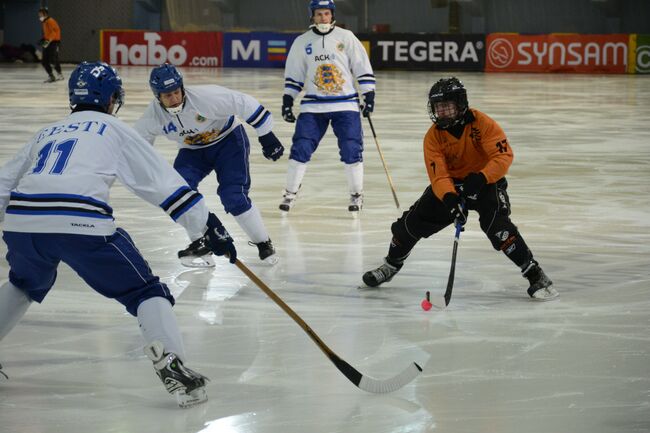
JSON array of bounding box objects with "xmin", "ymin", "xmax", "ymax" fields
[
  {"xmin": 165, "ymin": 103, "xmax": 184, "ymax": 115},
  {"xmin": 310, "ymin": 21, "xmax": 335, "ymax": 33}
]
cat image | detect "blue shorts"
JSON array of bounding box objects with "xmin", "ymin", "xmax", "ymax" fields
[
  {"xmin": 173, "ymin": 125, "xmax": 252, "ymax": 216},
  {"xmin": 3, "ymin": 229, "xmax": 174, "ymax": 316},
  {"xmin": 290, "ymin": 111, "xmax": 363, "ymax": 164}
]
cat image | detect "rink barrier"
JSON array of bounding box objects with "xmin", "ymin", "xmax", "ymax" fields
[{"xmin": 99, "ymin": 30, "xmax": 649, "ymax": 73}]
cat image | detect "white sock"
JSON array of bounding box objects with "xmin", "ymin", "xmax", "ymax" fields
[
  {"xmin": 137, "ymin": 297, "xmax": 186, "ymax": 361},
  {"xmin": 344, "ymin": 161, "xmax": 364, "ymax": 195},
  {"xmin": 285, "ymin": 159, "xmax": 307, "ymax": 193},
  {"xmin": 0, "ymin": 281, "xmax": 31, "ymax": 341},
  {"xmin": 233, "ymin": 203, "xmax": 269, "ymax": 244}
]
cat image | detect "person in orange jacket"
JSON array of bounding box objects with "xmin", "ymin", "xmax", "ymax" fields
[
  {"xmin": 362, "ymin": 77, "xmax": 558, "ymax": 301},
  {"xmin": 38, "ymin": 7, "xmax": 63, "ymax": 83}
]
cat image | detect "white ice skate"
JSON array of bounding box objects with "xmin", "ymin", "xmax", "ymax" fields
[
  {"xmin": 348, "ymin": 193, "xmax": 363, "ymax": 217},
  {"xmin": 279, "ymin": 189, "xmax": 298, "ymax": 213}
]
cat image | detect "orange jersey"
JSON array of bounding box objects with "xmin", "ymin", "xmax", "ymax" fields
[
  {"xmin": 423, "ymin": 108, "xmax": 513, "ymax": 200},
  {"xmin": 42, "ymin": 17, "xmax": 61, "ymax": 41}
]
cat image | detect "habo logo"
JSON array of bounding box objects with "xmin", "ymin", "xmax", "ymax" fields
[{"xmin": 109, "ymin": 32, "xmax": 188, "ymax": 65}]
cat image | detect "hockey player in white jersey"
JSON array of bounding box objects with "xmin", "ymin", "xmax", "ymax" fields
[
  {"xmin": 134, "ymin": 64, "xmax": 284, "ymax": 266},
  {"xmin": 0, "ymin": 62, "xmax": 238, "ymax": 408},
  {"xmin": 280, "ymin": 0, "xmax": 376, "ymax": 214}
]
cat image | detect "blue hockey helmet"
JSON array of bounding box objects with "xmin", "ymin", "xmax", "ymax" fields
[
  {"xmin": 68, "ymin": 61, "xmax": 124, "ymax": 113},
  {"xmin": 149, "ymin": 63, "xmax": 184, "ymax": 98},
  {"xmin": 309, "ymin": 0, "xmax": 335, "ymax": 17}
]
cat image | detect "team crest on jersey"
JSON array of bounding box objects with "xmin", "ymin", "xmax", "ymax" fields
[
  {"xmin": 314, "ymin": 63, "xmax": 344, "ymax": 95},
  {"xmin": 336, "ymin": 42, "xmax": 345, "ymax": 51},
  {"xmin": 196, "ymin": 114, "xmax": 206, "ymax": 122}
]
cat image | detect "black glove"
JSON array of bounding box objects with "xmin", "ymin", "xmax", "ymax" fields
[
  {"xmin": 361, "ymin": 91, "xmax": 375, "ymax": 118},
  {"xmin": 442, "ymin": 193, "xmax": 467, "ymax": 226},
  {"xmin": 259, "ymin": 132, "xmax": 284, "ymax": 161},
  {"xmin": 204, "ymin": 212, "xmax": 237, "ymax": 263},
  {"xmin": 282, "ymin": 94, "xmax": 296, "ymax": 123},
  {"xmin": 461, "ymin": 172, "xmax": 487, "ymax": 201}
]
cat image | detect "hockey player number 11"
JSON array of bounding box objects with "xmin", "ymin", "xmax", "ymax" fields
[{"xmin": 32, "ymin": 138, "xmax": 78, "ymax": 175}]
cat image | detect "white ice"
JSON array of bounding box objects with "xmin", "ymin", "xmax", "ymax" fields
[{"xmin": 0, "ymin": 64, "xmax": 649, "ymax": 433}]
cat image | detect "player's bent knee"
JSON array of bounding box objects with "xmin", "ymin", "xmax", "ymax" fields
[{"xmin": 219, "ymin": 185, "xmax": 252, "ymax": 216}]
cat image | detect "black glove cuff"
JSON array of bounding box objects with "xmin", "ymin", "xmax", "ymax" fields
[{"xmin": 442, "ymin": 192, "xmax": 459, "ymax": 210}]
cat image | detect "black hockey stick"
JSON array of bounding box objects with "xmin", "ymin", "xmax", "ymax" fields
[
  {"xmin": 431, "ymin": 219, "xmax": 463, "ymax": 309},
  {"xmin": 234, "ymin": 259, "xmax": 422, "ymax": 393},
  {"xmin": 366, "ymin": 116, "xmax": 400, "ymax": 209}
]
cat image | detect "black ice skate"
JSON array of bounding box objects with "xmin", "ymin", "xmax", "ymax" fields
[
  {"xmin": 178, "ymin": 237, "xmax": 214, "ymax": 268},
  {"xmin": 43, "ymin": 74, "xmax": 56, "ymax": 83},
  {"xmin": 362, "ymin": 258, "xmax": 402, "ymax": 287},
  {"xmin": 144, "ymin": 341, "xmax": 209, "ymax": 408},
  {"xmin": 348, "ymin": 193, "xmax": 363, "ymax": 214},
  {"xmin": 253, "ymin": 239, "xmax": 278, "ymax": 265},
  {"xmin": 523, "ymin": 261, "xmax": 558, "ymax": 301},
  {"xmin": 0, "ymin": 362, "xmax": 8, "ymax": 380},
  {"xmin": 279, "ymin": 189, "xmax": 298, "ymax": 212}
]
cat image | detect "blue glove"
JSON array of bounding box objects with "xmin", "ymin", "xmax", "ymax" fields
[
  {"xmin": 361, "ymin": 91, "xmax": 375, "ymax": 118},
  {"xmin": 259, "ymin": 132, "xmax": 284, "ymax": 161},
  {"xmin": 282, "ymin": 95, "xmax": 296, "ymax": 123},
  {"xmin": 442, "ymin": 193, "xmax": 467, "ymax": 226},
  {"xmin": 205, "ymin": 212, "xmax": 237, "ymax": 263}
]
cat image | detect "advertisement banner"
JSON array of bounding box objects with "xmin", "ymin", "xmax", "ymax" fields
[
  {"xmin": 367, "ymin": 33, "xmax": 485, "ymax": 71},
  {"xmin": 222, "ymin": 32, "xmax": 301, "ymax": 68},
  {"xmin": 101, "ymin": 30, "xmax": 222, "ymax": 67},
  {"xmin": 635, "ymin": 34, "xmax": 650, "ymax": 74},
  {"xmin": 485, "ymin": 33, "xmax": 629, "ymax": 73}
]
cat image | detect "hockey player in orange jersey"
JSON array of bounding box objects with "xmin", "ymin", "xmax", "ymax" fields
[
  {"xmin": 38, "ymin": 7, "xmax": 63, "ymax": 83},
  {"xmin": 362, "ymin": 77, "xmax": 557, "ymax": 301}
]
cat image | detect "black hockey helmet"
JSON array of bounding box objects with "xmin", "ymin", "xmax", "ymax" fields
[{"xmin": 427, "ymin": 77, "xmax": 469, "ymax": 128}]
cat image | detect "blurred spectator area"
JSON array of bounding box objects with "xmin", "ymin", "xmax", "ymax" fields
[{"xmin": 1, "ymin": 0, "xmax": 649, "ymax": 63}]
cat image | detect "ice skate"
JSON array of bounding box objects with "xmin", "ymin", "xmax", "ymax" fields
[
  {"xmin": 362, "ymin": 258, "xmax": 402, "ymax": 287},
  {"xmin": 279, "ymin": 189, "xmax": 298, "ymax": 213},
  {"xmin": 253, "ymin": 239, "xmax": 278, "ymax": 265},
  {"xmin": 523, "ymin": 262, "xmax": 558, "ymax": 301},
  {"xmin": 0, "ymin": 362, "xmax": 8, "ymax": 380},
  {"xmin": 348, "ymin": 193, "xmax": 363, "ymax": 215},
  {"xmin": 178, "ymin": 237, "xmax": 215, "ymax": 268},
  {"xmin": 144, "ymin": 341, "xmax": 209, "ymax": 408},
  {"xmin": 43, "ymin": 74, "xmax": 56, "ymax": 83},
  {"xmin": 56, "ymin": 73, "xmax": 64, "ymax": 81}
]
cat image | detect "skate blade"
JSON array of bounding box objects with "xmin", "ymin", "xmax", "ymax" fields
[
  {"xmin": 531, "ymin": 287, "xmax": 559, "ymax": 301},
  {"xmin": 180, "ymin": 255, "xmax": 215, "ymax": 268},
  {"xmin": 175, "ymin": 387, "xmax": 208, "ymax": 408},
  {"xmin": 349, "ymin": 210, "xmax": 360, "ymax": 219},
  {"xmin": 262, "ymin": 254, "xmax": 279, "ymax": 266}
]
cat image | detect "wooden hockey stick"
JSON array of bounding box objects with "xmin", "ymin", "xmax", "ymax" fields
[
  {"xmin": 366, "ymin": 116, "xmax": 400, "ymax": 209},
  {"xmin": 234, "ymin": 259, "xmax": 422, "ymax": 393}
]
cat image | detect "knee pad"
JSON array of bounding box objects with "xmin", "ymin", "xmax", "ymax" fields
[
  {"xmin": 219, "ymin": 184, "xmax": 252, "ymax": 215},
  {"xmin": 289, "ymin": 140, "xmax": 315, "ymax": 163},
  {"xmin": 339, "ymin": 140, "xmax": 363, "ymax": 164},
  {"xmin": 484, "ymin": 219, "xmax": 520, "ymax": 251}
]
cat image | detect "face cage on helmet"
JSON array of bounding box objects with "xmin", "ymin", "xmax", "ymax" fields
[
  {"xmin": 156, "ymin": 86, "xmax": 186, "ymax": 115},
  {"xmin": 427, "ymin": 88, "xmax": 468, "ymax": 128}
]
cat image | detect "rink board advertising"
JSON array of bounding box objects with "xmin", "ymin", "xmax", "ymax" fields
[
  {"xmin": 367, "ymin": 34, "xmax": 485, "ymax": 71},
  {"xmin": 485, "ymin": 33, "xmax": 629, "ymax": 73},
  {"xmin": 222, "ymin": 32, "xmax": 301, "ymax": 68},
  {"xmin": 101, "ymin": 30, "xmax": 223, "ymax": 67}
]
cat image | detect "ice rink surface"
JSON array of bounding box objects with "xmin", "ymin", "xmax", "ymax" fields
[{"xmin": 0, "ymin": 64, "xmax": 649, "ymax": 433}]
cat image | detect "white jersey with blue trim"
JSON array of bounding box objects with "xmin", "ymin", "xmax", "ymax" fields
[
  {"xmin": 134, "ymin": 85, "xmax": 273, "ymax": 150},
  {"xmin": 0, "ymin": 110, "xmax": 209, "ymax": 240},
  {"xmin": 283, "ymin": 26, "xmax": 375, "ymax": 114}
]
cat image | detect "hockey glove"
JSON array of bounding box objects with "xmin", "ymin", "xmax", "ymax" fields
[
  {"xmin": 442, "ymin": 193, "xmax": 467, "ymax": 226},
  {"xmin": 361, "ymin": 91, "xmax": 375, "ymax": 118},
  {"xmin": 259, "ymin": 132, "xmax": 284, "ymax": 161},
  {"xmin": 461, "ymin": 172, "xmax": 487, "ymax": 202},
  {"xmin": 205, "ymin": 212, "xmax": 237, "ymax": 263},
  {"xmin": 282, "ymin": 95, "xmax": 296, "ymax": 123}
]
